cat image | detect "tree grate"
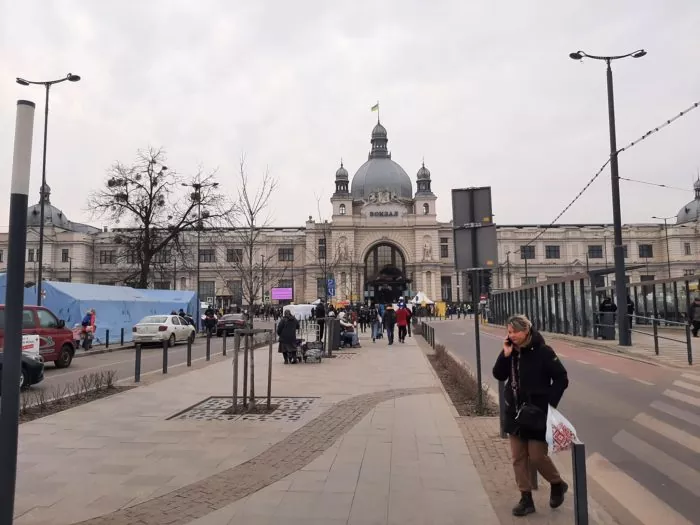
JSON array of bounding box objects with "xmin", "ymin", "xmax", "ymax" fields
[{"xmin": 167, "ymin": 396, "xmax": 318, "ymax": 423}]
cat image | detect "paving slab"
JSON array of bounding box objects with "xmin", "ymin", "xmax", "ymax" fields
[{"xmin": 14, "ymin": 331, "xmax": 498, "ymax": 525}]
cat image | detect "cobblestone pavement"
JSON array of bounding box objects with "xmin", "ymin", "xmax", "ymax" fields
[
  {"xmin": 458, "ymin": 417, "xmax": 619, "ymax": 525},
  {"xmin": 74, "ymin": 387, "xmax": 439, "ymax": 525}
]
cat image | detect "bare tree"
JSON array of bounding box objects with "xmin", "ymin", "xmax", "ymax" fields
[
  {"xmin": 217, "ymin": 159, "xmax": 279, "ymax": 326},
  {"xmin": 90, "ymin": 147, "xmax": 228, "ymax": 289}
]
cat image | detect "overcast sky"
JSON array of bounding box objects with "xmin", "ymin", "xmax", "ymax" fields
[{"xmin": 1, "ymin": 1, "xmax": 699, "ymax": 231}]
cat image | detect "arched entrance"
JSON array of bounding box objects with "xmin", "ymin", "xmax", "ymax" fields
[{"xmin": 364, "ymin": 243, "xmax": 410, "ymax": 304}]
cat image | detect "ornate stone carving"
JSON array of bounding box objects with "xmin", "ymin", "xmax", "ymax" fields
[{"xmin": 422, "ymin": 237, "xmax": 433, "ymax": 261}]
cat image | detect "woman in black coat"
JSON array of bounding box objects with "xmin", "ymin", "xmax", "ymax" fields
[
  {"xmin": 277, "ymin": 310, "xmax": 299, "ymax": 364},
  {"xmin": 493, "ymin": 314, "xmax": 569, "ymax": 517}
]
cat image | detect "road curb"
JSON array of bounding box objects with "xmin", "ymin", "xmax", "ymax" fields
[{"xmin": 74, "ymin": 346, "xmax": 134, "ymax": 358}]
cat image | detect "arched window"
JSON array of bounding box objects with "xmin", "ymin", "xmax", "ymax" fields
[
  {"xmin": 339, "ymin": 203, "xmax": 346, "ymax": 215},
  {"xmin": 423, "ymin": 203, "xmax": 430, "ymax": 215},
  {"xmin": 180, "ymin": 277, "xmax": 187, "ymax": 290}
]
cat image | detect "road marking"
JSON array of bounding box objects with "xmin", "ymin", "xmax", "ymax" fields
[
  {"xmin": 650, "ymin": 401, "xmax": 700, "ymax": 428},
  {"xmin": 576, "ymin": 359, "xmax": 591, "ymax": 365},
  {"xmin": 601, "ymin": 367, "xmax": 618, "ymax": 375},
  {"xmin": 663, "ymin": 389, "xmax": 700, "ymax": 408},
  {"xmin": 633, "ymin": 412, "xmax": 700, "ymax": 454},
  {"xmin": 556, "ymin": 353, "xmax": 568, "ymax": 358},
  {"xmin": 612, "ymin": 430, "xmax": 700, "ymax": 498},
  {"xmin": 586, "ymin": 452, "xmax": 694, "ymax": 525},
  {"xmin": 632, "ymin": 378, "xmax": 655, "ymax": 386},
  {"xmin": 681, "ymin": 372, "xmax": 700, "ymax": 383},
  {"xmin": 451, "ymin": 332, "xmax": 466, "ymax": 336},
  {"xmin": 674, "ymin": 380, "xmax": 700, "ymax": 394}
]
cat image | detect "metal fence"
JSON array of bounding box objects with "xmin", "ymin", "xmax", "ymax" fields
[{"xmin": 491, "ymin": 273, "xmax": 698, "ymax": 365}]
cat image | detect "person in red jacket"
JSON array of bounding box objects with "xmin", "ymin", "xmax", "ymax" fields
[{"xmin": 395, "ymin": 304, "xmax": 410, "ymax": 343}]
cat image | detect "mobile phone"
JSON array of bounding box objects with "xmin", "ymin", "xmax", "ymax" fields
[{"xmin": 505, "ymin": 337, "xmax": 513, "ymax": 347}]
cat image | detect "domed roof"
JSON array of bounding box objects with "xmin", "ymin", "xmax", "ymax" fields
[
  {"xmin": 417, "ymin": 162, "xmax": 431, "ymax": 180},
  {"xmin": 351, "ymin": 158, "xmax": 413, "ymax": 200},
  {"xmin": 676, "ymin": 178, "xmax": 700, "ymax": 225},
  {"xmin": 335, "ymin": 161, "xmax": 348, "ymax": 180},
  {"xmin": 350, "ymin": 122, "xmax": 413, "ymax": 200},
  {"xmin": 372, "ymin": 122, "xmax": 387, "ymax": 138},
  {"xmin": 26, "ymin": 185, "xmax": 100, "ymax": 234}
]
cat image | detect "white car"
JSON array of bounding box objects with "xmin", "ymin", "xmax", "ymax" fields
[{"xmin": 132, "ymin": 315, "xmax": 195, "ymax": 346}]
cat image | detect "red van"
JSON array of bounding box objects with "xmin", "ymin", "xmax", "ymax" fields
[{"xmin": 0, "ymin": 305, "xmax": 76, "ymax": 368}]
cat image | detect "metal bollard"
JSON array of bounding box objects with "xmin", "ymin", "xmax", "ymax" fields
[
  {"xmin": 222, "ymin": 330, "xmax": 227, "ymax": 356},
  {"xmin": 206, "ymin": 330, "xmax": 211, "ymax": 361},
  {"xmin": 233, "ymin": 332, "xmax": 240, "ymax": 414},
  {"xmin": 267, "ymin": 333, "xmax": 273, "ymax": 410},
  {"xmin": 685, "ymin": 323, "xmax": 693, "ymax": 366},
  {"xmin": 652, "ymin": 318, "xmax": 659, "ymax": 355},
  {"xmin": 162, "ymin": 339, "xmax": 168, "ymax": 374},
  {"xmin": 105, "ymin": 329, "xmax": 110, "ymax": 349},
  {"xmin": 134, "ymin": 343, "xmax": 142, "ymax": 383},
  {"xmin": 120, "ymin": 327, "xmax": 125, "ymax": 346},
  {"xmin": 498, "ymin": 380, "xmax": 507, "ymax": 438},
  {"xmin": 572, "ymin": 442, "xmax": 589, "ymax": 525},
  {"xmin": 186, "ymin": 336, "xmax": 192, "ymax": 367}
]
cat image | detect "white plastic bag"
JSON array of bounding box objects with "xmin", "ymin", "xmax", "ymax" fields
[{"xmin": 546, "ymin": 405, "xmax": 578, "ymax": 453}]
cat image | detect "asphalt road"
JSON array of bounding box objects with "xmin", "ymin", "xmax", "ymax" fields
[
  {"xmin": 26, "ymin": 320, "xmax": 277, "ymax": 394},
  {"xmin": 429, "ymin": 319, "xmax": 700, "ymax": 525}
]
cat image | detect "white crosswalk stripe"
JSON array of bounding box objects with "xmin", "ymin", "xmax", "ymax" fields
[
  {"xmin": 680, "ymin": 372, "xmax": 700, "ymax": 383},
  {"xmin": 587, "ymin": 379, "xmax": 700, "ymax": 523},
  {"xmin": 586, "ymin": 453, "xmax": 694, "ymax": 525},
  {"xmin": 663, "ymin": 389, "xmax": 700, "ymax": 408},
  {"xmin": 633, "ymin": 412, "xmax": 700, "ymax": 454},
  {"xmin": 674, "ymin": 379, "xmax": 700, "ymax": 394}
]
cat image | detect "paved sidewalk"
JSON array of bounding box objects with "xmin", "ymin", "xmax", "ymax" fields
[{"xmin": 14, "ymin": 330, "xmax": 499, "ymax": 524}]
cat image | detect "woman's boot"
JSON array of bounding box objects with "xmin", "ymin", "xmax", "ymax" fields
[{"xmin": 512, "ymin": 491, "xmax": 535, "ymax": 516}]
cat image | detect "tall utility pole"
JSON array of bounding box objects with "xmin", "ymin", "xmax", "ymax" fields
[
  {"xmin": 570, "ymin": 48, "xmax": 646, "ymax": 346},
  {"xmin": 16, "ymin": 73, "xmax": 81, "ymax": 305},
  {"xmin": 652, "ymin": 215, "xmax": 674, "ymax": 279}
]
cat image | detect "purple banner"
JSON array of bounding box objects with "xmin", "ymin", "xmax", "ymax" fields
[{"xmin": 271, "ymin": 287, "xmax": 293, "ymax": 300}]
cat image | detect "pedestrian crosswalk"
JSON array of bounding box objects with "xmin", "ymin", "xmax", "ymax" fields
[{"xmin": 586, "ymin": 371, "xmax": 700, "ymax": 524}]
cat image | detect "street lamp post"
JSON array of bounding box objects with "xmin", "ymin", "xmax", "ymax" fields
[
  {"xmin": 16, "ymin": 73, "xmax": 80, "ymax": 305},
  {"xmin": 652, "ymin": 215, "xmax": 674, "ymax": 279},
  {"xmin": 183, "ymin": 181, "xmax": 218, "ymax": 329},
  {"xmin": 570, "ymin": 48, "xmax": 646, "ymax": 346},
  {"xmin": 68, "ymin": 256, "xmax": 72, "ymax": 282}
]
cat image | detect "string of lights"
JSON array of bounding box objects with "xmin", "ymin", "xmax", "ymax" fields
[
  {"xmin": 616, "ymin": 100, "xmax": 700, "ymax": 154},
  {"xmin": 510, "ymin": 98, "xmax": 700, "ymax": 256}
]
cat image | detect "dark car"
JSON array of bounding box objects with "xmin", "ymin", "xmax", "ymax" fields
[
  {"xmin": 0, "ymin": 351, "xmax": 45, "ymax": 390},
  {"xmin": 216, "ymin": 314, "xmax": 247, "ymax": 336}
]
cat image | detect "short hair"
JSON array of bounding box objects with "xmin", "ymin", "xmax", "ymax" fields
[{"xmin": 507, "ymin": 314, "xmax": 532, "ymax": 333}]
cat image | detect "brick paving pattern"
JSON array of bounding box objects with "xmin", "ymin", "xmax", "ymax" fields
[
  {"xmin": 458, "ymin": 417, "xmax": 618, "ymax": 525},
  {"xmin": 74, "ymin": 386, "xmax": 438, "ymax": 525}
]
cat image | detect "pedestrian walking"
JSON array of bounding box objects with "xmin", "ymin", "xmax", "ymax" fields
[
  {"xmin": 383, "ymin": 304, "xmax": 396, "ymax": 345},
  {"xmin": 368, "ymin": 302, "xmax": 379, "ymax": 342},
  {"xmin": 689, "ymin": 296, "xmax": 700, "ymax": 337},
  {"xmin": 492, "ymin": 314, "xmax": 570, "ymax": 517},
  {"xmin": 395, "ymin": 304, "xmax": 409, "ymax": 343},
  {"xmin": 277, "ymin": 309, "xmax": 299, "ymax": 364},
  {"xmin": 315, "ymin": 300, "xmax": 326, "ymax": 341}
]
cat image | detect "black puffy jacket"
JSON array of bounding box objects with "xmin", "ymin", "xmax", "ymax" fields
[{"xmin": 492, "ymin": 330, "xmax": 569, "ymax": 442}]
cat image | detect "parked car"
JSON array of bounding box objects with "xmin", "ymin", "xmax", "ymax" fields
[
  {"xmin": 0, "ymin": 351, "xmax": 45, "ymax": 390},
  {"xmin": 0, "ymin": 305, "xmax": 76, "ymax": 368},
  {"xmin": 216, "ymin": 314, "xmax": 247, "ymax": 336},
  {"xmin": 132, "ymin": 315, "xmax": 195, "ymax": 347}
]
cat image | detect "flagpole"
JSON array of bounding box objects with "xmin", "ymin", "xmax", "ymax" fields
[{"xmin": 377, "ymin": 100, "xmax": 380, "ymax": 123}]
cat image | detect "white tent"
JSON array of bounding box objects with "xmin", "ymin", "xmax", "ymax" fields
[{"xmin": 411, "ymin": 292, "xmax": 434, "ymax": 305}]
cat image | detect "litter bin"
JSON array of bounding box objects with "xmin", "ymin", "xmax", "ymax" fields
[{"xmin": 599, "ymin": 312, "xmax": 615, "ymax": 340}]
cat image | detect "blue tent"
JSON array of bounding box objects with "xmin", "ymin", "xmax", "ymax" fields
[{"xmin": 0, "ymin": 275, "xmax": 196, "ymax": 345}]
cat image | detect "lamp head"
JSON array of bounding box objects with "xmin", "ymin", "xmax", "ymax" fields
[
  {"xmin": 16, "ymin": 78, "xmax": 30, "ymax": 86},
  {"xmin": 569, "ymin": 51, "xmax": 584, "ymax": 60},
  {"xmin": 67, "ymin": 73, "xmax": 81, "ymax": 82},
  {"xmin": 632, "ymin": 50, "xmax": 647, "ymax": 58}
]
